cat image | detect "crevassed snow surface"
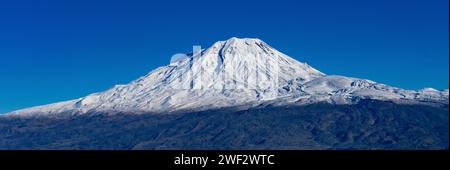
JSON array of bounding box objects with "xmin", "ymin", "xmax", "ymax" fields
[{"xmin": 5, "ymin": 37, "xmax": 449, "ymax": 117}]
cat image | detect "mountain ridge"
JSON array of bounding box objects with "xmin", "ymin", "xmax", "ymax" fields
[{"xmin": 4, "ymin": 37, "xmax": 449, "ymax": 117}]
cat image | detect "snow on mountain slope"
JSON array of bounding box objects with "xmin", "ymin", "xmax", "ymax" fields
[
  {"xmin": 276, "ymin": 75, "xmax": 448, "ymax": 106},
  {"xmin": 4, "ymin": 37, "xmax": 449, "ymax": 117}
]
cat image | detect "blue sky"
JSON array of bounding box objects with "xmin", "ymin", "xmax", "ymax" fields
[{"xmin": 0, "ymin": 0, "xmax": 448, "ymax": 113}]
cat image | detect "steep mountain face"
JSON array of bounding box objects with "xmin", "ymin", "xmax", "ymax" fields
[{"xmin": 4, "ymin": 37, "xmax": 449, "ymax": 117}]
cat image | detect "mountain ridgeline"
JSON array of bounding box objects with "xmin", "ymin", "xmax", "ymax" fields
[
  {"xmin": 0, "ymin": 37, "xmax": 448, "ymax": 149},
  {"xmin": 5, "ymin": 37, "xmax": 448, "ymax": 117}
]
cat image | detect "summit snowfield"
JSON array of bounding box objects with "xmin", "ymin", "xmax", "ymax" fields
[{"xmin": 5, "ymin": 37, "xmax": 449, "ymax": 117}]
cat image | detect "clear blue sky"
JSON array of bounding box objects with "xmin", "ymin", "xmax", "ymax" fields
[{"xmin": 0, "ymin": 0, "xmax": 448, "ymax": 114}]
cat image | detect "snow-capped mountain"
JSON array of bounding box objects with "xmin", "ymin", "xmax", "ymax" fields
[{"xmin": 5, "ymin": 37, "xmax": 449, "ymax": 117}]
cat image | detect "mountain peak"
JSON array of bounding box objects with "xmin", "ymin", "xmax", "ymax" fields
[
  {"xmin": 209, "ymin": 37, "xmax": 269, "ymax": 54},
  {"xmin": 221, "ymin": 37, "xmax": 263, "ymax": 44},
  {"xmin": 4, "ymin": 37, "xmax": 447, "ymax": 118},
  {"xmin": 193, "ymin": 37, "xmax": 325, "ymax": 89},
  {"xmin": 5, "ymin": 37, "xmax": 326, "ymax": 117}
]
